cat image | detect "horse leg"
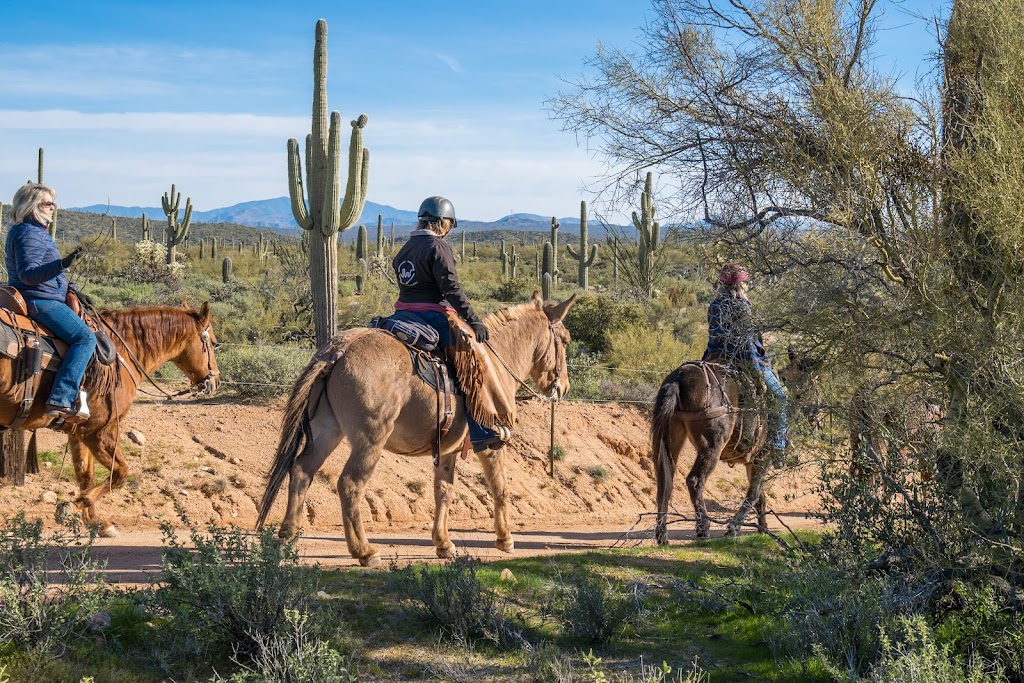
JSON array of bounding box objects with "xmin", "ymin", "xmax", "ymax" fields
[
  {"xmin": 279, "ymin": 410, "xmax": 344, "ymax": 540},
  {"xmin": 727, "ymin": 455, "xmax": 770, "ymax": 536},
  {"xmin": 655, "ymin": 419, "xmax": 687, "ymax": 546},
  {"xmin": 432, "ymin": 451, "xmax": 459, "ymax": 559},
  {"xmin": 337, "ymin": 434, "xmax": 387, "ymax": 568},
  {"xmin": 476, "ymin": 445, "xmax": 513, "ymax": 553},
  {"xmin": 70, "ymin": 432, "xmax": 128, "ymax": 538},
  {"xmin": 686, "ymin": 435, "xmax": 723, "ymax": 539}
]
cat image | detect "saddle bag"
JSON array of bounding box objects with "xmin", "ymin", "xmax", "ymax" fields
[{"xmin": 369, "ymin": 314, "xmax": 440, "ymax": 353}]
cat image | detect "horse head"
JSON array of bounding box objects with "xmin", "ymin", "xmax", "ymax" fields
[
  {"xmin": 532, "ymin": 291, "xmax": 575, "ymax": 401},
  {"xmin": 174, "ymin": 301, "xmax": 220, "ymax": 395}
]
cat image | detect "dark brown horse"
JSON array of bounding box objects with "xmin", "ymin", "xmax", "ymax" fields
[
  {"xmin": 257, "ymin": 293, "xmax": 575, "ymax": 567},
  {"xmin": 0, "ymin": 303, "xmax": 220, "ymax": 535},
  {"xmin": 651, "ymin": 361, "xmax": 770, "ymax": 543}
]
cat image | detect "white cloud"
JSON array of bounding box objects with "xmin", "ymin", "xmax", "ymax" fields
[{"xmin": 432, "ymin": 52, "xmax": 463, "ymax": 73}]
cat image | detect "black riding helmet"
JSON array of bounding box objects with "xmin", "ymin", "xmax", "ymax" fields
[{"xmin": 417, "ymin": 196, "xmax": 457, "ymax": 228}]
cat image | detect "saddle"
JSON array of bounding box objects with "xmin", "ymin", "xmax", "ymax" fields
[
  {"xmin": 679, "ymin": 357, "xmax": 767, "ymax": 465},
  {"xmin": 0, "ymin": 285, "xmax": 118, "ymax": 430}
]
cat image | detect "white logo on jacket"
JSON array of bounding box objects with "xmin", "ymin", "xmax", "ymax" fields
[{"xmin": 398, "ymin": 260, "xmax": 417, "ymax": 285}]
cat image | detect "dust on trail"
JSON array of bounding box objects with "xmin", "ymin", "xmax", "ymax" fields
[{"xmin": 6, "ymin": 397, "xmax": 822, "ymax": 584}]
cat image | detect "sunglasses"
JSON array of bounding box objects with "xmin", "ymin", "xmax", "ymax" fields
[{"xmin": 39, "ymin": 201, "xmax": 56, "ymax": 209}]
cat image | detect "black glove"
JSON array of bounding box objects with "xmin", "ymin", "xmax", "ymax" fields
[
  {"xmin": 60, "ymin": 247, "xmax": 84, "ymax": 269},
  {"xmin": 470, "ymin": 320, "xmax": 489, "ymax": 343},
  {"xmin": 75, "ymin": 289, "xmax": 96, "ymax": 309}
]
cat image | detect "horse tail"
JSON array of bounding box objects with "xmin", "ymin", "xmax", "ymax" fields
[
  {"xmin": 256, "ymin": 353, "xmax": 329, "ymax": 529},
  {"xmin": 652, "ymin": 367, "xmax": 685, "ymax": 543}
]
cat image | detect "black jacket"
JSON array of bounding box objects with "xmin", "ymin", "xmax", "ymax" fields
[{"xmin": 392, "ymin": 230, "xmax": 480, "ymax": 323}]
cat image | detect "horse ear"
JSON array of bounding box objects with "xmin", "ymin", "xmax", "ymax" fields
[
  {"xmin": 180, "ymin": 300, "xmax": 190, "ymax": 309},
  {"xmin": 198, "ymin": 301, "xmax": 211, "ymax": 323},
  {"xmin": 549, "ymin": 293, "xmax": 577, "ymax": 321}
]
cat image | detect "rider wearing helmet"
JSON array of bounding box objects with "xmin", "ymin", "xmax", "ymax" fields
[
  {"xmin": 391, "ymin": 196, "xmax": 503, "ymax": 450},
  {"xmin": 702, "ymin": 263, "xmax": 788, "ymax": 454}
]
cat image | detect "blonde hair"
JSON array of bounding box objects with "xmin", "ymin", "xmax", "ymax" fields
[
  {"xmin": 417, "ymin": 217, "xmax": 453, "ymax": 236},
  {"xmin": 10, "ymin": 182, "xmax": 56, "ymax": 224}
]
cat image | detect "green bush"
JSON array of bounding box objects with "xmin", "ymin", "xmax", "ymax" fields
[
  {"xmin": 387, "ymin": 555, "xmax": 524, "ymax": 648},
  {"xmin": 553, "ymin": 570, "xmax": 642, "ymax": 646},
  {"xmin": 217, "ymin": 345, "xmax": 312, "ymax": 398},
  {"xmin": 148, "ymin": 512, "xmax": 319, "ymax": 674},
  {"xmin": 0, "ymin": 513, "xmax": 110, "ymax": 664},
  {"xmin": 563, "ymin": 294, "xmax": 647, "ymax": 353}
]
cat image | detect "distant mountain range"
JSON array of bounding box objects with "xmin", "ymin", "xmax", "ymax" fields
[{"xmin": 67, "ymin": 198, "xmax": 596, "ymax": 237}]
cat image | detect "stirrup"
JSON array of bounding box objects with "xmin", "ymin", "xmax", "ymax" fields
[{"xmin": 46, "ymin": 391, "xmax": 90, "ymax": 424}]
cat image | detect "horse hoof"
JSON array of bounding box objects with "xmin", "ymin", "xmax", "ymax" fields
[
  {"xmin": 436, "ymin": 542, "xmax": 456, "ymax": 559},
  {"xmin": 100, "ymin": 524, "xmax": 120, "ymax": 539},
  {"xmin": 495, "ymin": 538, "xmax": 514, "ymax": 554},
  {"xmin": 359, "ymin": 554, "xmax": 381, "ymax": 568}
]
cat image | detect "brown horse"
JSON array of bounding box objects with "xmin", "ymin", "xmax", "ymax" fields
[
  {"xmin": 651, "ymin": 361, "xmax": 770, "ymax": 543},
  {"xmin": 0, "ymin": 302, "xmax": 220, "ymax": 535},
  {"xmin": 257, "ymin": 292, "xmax": 575, "ymax": 567}
]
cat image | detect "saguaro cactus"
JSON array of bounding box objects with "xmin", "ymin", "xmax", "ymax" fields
[
  {"xmin": 549, "ymin": 217, "xmax": 560, "ymax": 285},
  {"xmin": 565, "ymin": 200, "xmax": 598, "ymax": 290},
  {"xmin": 222, "ymin": 256, "xmax": 233, "ymax": 283},
  {"xmin": 632, "ymin": 171, "xmax": 662, "ymax": 298},
  {"xmin": 286, "ymin": 18, "xmax": 370, "ymax": 348},
  {"xmin": 499, "ymin": 239, "xmax": 508, "ymax": 278},
  {"xmin": 110, "ymin": 218, "xmax": 118, "ymax": 242},
  {"xmin": 161, "ymin": 183, "xmax": 192, "ymax": 265},
  {"xmin": 356, "ymin": 224, "xmax": 368, "ymax": 262},
  {"xmin": 141, "ymin": 213, "xmax": 151, "ymax": 242},
  {"xmin": 541, "ymin": 241, "xmax": 554, "ymax": 299},
  {"xmin": 375, "ymin": 215, "xmax": 385, "ymax": 258},
  {"xmin": 509, "ymin": 244, "xmax": 521, "ymax": 279}
]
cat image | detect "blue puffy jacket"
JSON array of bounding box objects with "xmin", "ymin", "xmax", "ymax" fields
[{"xmin": 5, "ymin": 218, "xmax": 70, "ymax": 303}]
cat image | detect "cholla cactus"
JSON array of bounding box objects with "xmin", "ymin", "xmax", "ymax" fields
[{"xmin": 286, "ymin": 19, "xmax": 369, "ymax": 347}]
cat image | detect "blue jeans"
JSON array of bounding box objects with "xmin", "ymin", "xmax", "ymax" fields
[
  {"xmin": 394, "ymin": 309, "xmax": 497, "ymax": 446},
  {"xmin": 756, "ymin": 361, "xmax": 788, "ymax": 450},
  {"xmin": 28, "ymin": 299, "xmax": 97, "ymax": 409}
]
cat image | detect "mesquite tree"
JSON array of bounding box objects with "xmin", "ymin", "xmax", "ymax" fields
[
  {"xmin": 287, "ymin": 18, "xmax": 369, "ymax": 348},
  {"xmin": 552, "ymin": 0, "xmax": 1024, "ymax": 667}
]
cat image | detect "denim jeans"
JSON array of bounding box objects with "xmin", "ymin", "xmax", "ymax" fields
[
  {"xmin": 28, "ymin": 299, "xmax": 97, "ymax": 409},
  {"xmin": 756, "ymin": 361, "xmax": 788, "ymax": 450},
  {"xmin": 394, "ymin": 309, "xmax": 497, "ymax": 446}
]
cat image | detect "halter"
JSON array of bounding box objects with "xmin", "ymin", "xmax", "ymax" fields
[{"xmin": 486, "ymin": 318, "xmax": 566, "ymax": 401}]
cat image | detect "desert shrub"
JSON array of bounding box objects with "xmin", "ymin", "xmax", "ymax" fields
[
  {"xmin": 119, "ymin": 240, "xmax": 186, "ymax": 284},
  {"xmin": 563, "ymin": 294, "xmax": 647, "ymax": 353},
  {"xmin": 605, "ymin": 323, "xmax": 687, "ymax": 387},
  {"xmin": 387, "ymin": 555, "xmax": 524, "ymax": 648},
  {"xmin": 147, "ymin": 512, "xmax": 320, "ymax": 674},
  {"xmin": 862, "ymin": 616, "xmax": 1004, "ymax": 683},
  {"xmin": 217, "ymin": 345, "xmax": 311, "ymax": 399},
  {"xmin": 0, "ymin": 513, "xmax": 110, "ymax": 663},
  {"xmin": 566, "ymin": 343, "xmax": 608, "ymax": 400},
  {"xmin": 553, "ymin": 570, "xmax": 642, "ymax": 646},
  {"xmin": 208, "ymin": 609, "xmax": 355, "ymax": 683},
  {"xmin": 492, "ymin": 277, "xmax": 532, "ymax": 302}
]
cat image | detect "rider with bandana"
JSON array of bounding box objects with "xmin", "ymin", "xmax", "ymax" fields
[
  {"xmin": 391, "ymin": 196, "xmax": 505, "ymax": 451},
  {"xmin": 702, "ymin": 263, "xmax": 788, "ymax": 455}
]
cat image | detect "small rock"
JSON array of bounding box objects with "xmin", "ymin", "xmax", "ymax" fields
[
  {"xmin": 191, "ymin": 434, "xmax": 204, "ymax": 444},
  {"xmin": 40, "ymin": 491, "xmax": 58, "ymax": 504},
  {"xmin": 85, "ymin": 611, "xmax": 111, "ymax": 633},
  {"xmin": 316, "ymin": 590, "xmax": 331, "ymax": 599},
  {"xmin": 499, "ymin": 568, "xmax": 517, "ymax": 583},
  {"xmin": 127, "ymin": 429, "xmax": 146, "ymax": 446},
  {"xmin": 199, "ymin": 466, "xmax": 216, "ymax": 474},
  {"xmin": 228, "ymin": 457, "xmax": 239, "ymax": 465},
  {"xmin": 179, "ymin": 489, "xmax": 189, "ymax": 497}
]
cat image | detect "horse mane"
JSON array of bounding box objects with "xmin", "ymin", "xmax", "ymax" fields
[
  {"xmin": 101, "ymin": 306, "xmax": 198, "ymax": 362},
  {"xmin": 482, "ymin": 299, "xmax": 544, "ymax": 328}
]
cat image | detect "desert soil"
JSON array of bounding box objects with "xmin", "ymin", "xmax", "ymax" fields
[{"xmin": 1, "ymin": 396, "xmax": 823, "ymax": 582}]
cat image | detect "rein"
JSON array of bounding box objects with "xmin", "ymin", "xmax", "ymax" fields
[{"xmin": 484, "ymin": 319, "xmax": 564, "ymax": 402}]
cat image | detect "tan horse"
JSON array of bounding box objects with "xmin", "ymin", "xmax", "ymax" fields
[
  {"xmin": 257, "ymin": 292, "xmax": 575, "ymax": 567},
  {"xmin": 651, "ymin": 361, "xmax": 769, "ymax": 543},
  {"xmin": 0, "ymin": 303, "xmax": 220, "ymax": 535}
]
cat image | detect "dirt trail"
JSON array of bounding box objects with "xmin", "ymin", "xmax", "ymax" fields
[{"xmin": 3, "ymin": 397, "xmax": 822, "ymax": 582}]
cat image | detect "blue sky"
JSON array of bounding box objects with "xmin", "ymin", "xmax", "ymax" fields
[{"xmin": 2, "ymin": 1, "xmax": 944, "ymax": 222}]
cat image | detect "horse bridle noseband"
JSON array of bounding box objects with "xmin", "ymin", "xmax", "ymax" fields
[{"xmin": 190, "ymin": 326, "xmax": 220, "ymax": 395}]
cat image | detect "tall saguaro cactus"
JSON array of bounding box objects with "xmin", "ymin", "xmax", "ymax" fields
[
  {"xmin": 565, "ymin": 200, "xmax": 599, "ymax": 290},
  {"xmin": 632, "ymin": 171, "xmax": 662, "ymax": 298},
  {"xmin": 549, "ymin": 217, "xmax": 560, "ymax": 285},
  {"xmin": 286, "ymin": 19, "xmax": 370, "ymax": 348},
  {"xmin": 141, "ymin": 213, "xmax": 151, "ymax": 242},
  {"xmin": 375, "ymin": 215, "xmax": 385, "ymax": 258},
  {"xmin": 541, "ymin": 241, "xmax": 554, "ymax": 300},
  {"xmin": 161, "ymin": 183, "xmax": 192, "ymax": 265}
]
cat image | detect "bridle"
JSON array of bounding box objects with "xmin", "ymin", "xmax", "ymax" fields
[
  {"xmin": 105, "ymin": 318, "xmax": 219, "ymax": 399},
  {"xmin": 189, "ymin": 325, "xmax": 220, "ymax": 395},
  {"xmin": 485, "ymin": 318, "xmax": 566, "ymax": 401}
]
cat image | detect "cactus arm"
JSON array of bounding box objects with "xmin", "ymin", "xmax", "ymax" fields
[
  {"xmin": 287, "ymin": 138, "xmax": 313, "ymax": 230},
  {"xmin": 333, "ymin": 115, "xmax": 369, "ymax": 234},
  {"xmin": 321, "ymin": 112, "xmax": 344, "ymax": 236}
]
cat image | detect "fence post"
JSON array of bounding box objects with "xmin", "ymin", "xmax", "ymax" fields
[{"xmin": 549, "ymin": 400, "xmax": 556, "ymax": 477}]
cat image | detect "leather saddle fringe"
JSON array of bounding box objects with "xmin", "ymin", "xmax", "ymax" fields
[{"xmin": 444, "ymin": 310, "xmax": 515, "ymax": 431}]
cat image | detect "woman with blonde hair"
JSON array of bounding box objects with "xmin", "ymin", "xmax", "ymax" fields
[
  {"xmin": 6, "ymin": 182, "xmax": 95, "ymax": 420},
  {"xmin": 702, "ymin": 263, "xmax": 787, "ymax": 453}
]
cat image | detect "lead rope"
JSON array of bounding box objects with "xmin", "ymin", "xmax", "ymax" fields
[{"xmin": 483, "ymin": 321, "xmax": 560, "ymax": 402}]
